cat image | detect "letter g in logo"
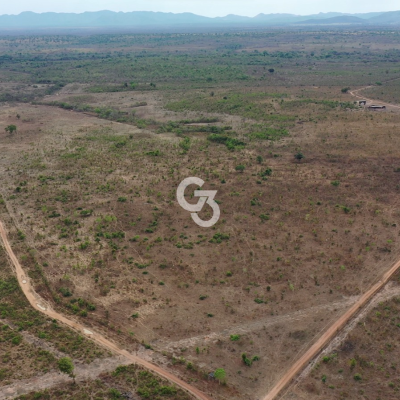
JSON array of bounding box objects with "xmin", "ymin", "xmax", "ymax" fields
[{"xmin": 177, "ymin": 177, "xmax": 220, "ymax": 228}]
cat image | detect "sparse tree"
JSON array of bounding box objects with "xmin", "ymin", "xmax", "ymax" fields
[
  {"xmin": 58, "ymin": 357, "xmax": 75, "ymax": 384},
  {"xmin": 5, "ymin": 125, "xmax": 17, "ymax": 135}
]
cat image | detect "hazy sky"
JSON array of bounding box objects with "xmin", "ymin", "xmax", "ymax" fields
[{"xmin": 1, "ymin": 1, "xmax": 399, "ymax": 17}]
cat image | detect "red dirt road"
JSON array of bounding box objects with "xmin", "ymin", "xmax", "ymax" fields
[
  {"xmin": 0, "ymin": 219, "xmax": 212, "ymax": 400},
  {"xmin": 263, "ymin": 258, "xmax": 400, "ymax": 400}
]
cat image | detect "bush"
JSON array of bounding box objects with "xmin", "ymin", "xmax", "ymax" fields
[
  {"xmin": 354, "ymin": 373, "xmax": 362, "ymax": 381},
  {"xmin": 207, "ymin": 133, "xmax": 246, "ymax": 150},
  {"xmin": 5, "ymin": 125, "xmax": 17, "ymax": 134},
  {"xmin": 179, "ymin": 137, "xmax": 191, "ymax": 152},
  {"xmin": 260, "ymin": 168, "xmax": 272, "ymax": 177},
  {"xmin": 59, "ymin": 287, "xmax": 72, "ymax": 297},
  {"xmin": 12, "ymin": 335, "xmax": 22, "ymax": 345},
  {"xmin": 294, "ymin": 152, "xmax": 304, "ymax": 161},
  {"xmin": 209, "ymin": 233, "xmax": 230, "ymax": 243}
]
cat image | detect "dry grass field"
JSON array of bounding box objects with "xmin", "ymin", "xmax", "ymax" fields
[{"xmin": 1, "ymin": 29, "xmax": 400, "ymax": 400}]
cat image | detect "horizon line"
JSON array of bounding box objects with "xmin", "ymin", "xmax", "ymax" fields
[{"xmin": 0, "ymin": 9, "xmax": 399, "ymax": 19}]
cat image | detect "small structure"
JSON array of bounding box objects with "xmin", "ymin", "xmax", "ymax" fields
[
  {"xmin": 368, "ymin": 105, "xmax": 386, "ymax": 110},
  {"xmin": 359, "ymin": 100, "xmax": 367, "ymax": 105}
]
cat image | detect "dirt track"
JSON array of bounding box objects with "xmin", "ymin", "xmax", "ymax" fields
[
  {"xmin": 349, "ymin": 78, "xmax": 400, "ymax": 110},
  {"xmin": 0, "ymin": 219, "xmax": 212, "ymax": 400}
]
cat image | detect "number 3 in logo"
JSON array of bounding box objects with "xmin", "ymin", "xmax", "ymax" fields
[{"xmin": 177, "ymin": 177, "xmax": 220, "ymax": 228}]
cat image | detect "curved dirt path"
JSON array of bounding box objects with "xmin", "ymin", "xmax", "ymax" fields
[
  {"xmin": 349, "ymin": 77, "xmax": 400, "ymax": 110},
  {"xmin": 0, "ymin": 219, "xmax": 212, "ymax": 400},
  {"xmin": 263, "ymin": 81, "xmax": 400, "ymax": 400}
]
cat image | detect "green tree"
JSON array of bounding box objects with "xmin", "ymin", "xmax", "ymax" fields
[
  {"xmin": 5, "ymin": 125, "xmax": 17, "ymax": 135},
  {"xmin": 58, "ymin": 357, "xmax": 75, "ymax": 383},
  {"xmin": 256, "ymin": 155, "xmax": 263, "ymax": 164},
  {"xmin": 214, "ymin": 368, "xmax": 226, "ymax": 384}
]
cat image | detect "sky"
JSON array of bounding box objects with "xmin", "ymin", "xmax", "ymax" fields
[{"xmin": 0, "ymin": 1, "xmax": 399, "ymax": 18}]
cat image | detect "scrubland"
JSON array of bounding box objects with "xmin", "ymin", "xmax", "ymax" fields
[{"xmin": 0, "ymin": 29, "xmax": 400, "ymax": 400}]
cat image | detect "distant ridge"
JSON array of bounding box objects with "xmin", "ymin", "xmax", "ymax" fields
[
  {"xmin": 298, "ymin": 16, "xmax": 366, "ymax": 25},
  {"xmin": 0, "ymin": 10, "xmax": 398, "ymax": 30},
  {"xmin": 368, "ymin": 10, "xmax": 400, "ymax": 24}
]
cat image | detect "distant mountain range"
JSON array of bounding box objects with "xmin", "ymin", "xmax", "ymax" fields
[{"xmin": 0, "ymin": 10, "xmax": 399, "ymax": 30}]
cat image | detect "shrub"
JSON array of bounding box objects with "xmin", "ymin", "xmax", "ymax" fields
[
  {"xmin": 294, "ymin": 152, "xmax": 304, "ymax": 161},
  {"xmin": 242, "ymin": 353, "xmax": 252, "ymax": 366},
  {"xmin": 146, "ymin": 150, "xmax": 161, "ymax": 156},
  {"xmin": 12, "ymin": 335, "xmax": 22, "ymax": 346},
  {"xmin": 235, "ymin": 165, "xmax": 245, "ymax": 173},
  {"xmin": 109, "ymin": 388, "xmax": 122, "ymax": 399},
  {"xmin": 209, "ymin": 233, "xmax": 230, "ymax": 243},
  {"xmin": 354, "ymin": 373, "xmax": 362, "ymax": 381},
  {"xmin": 59, "ymin": 287, "xmax": 72, "ymax": 297},
  {"xmin": 260, "ymin": 168, "xmax": 272, "ymax": 177},
  {"xmin": 179, "ymin": 137, "xmax": 191, "ymax": 153},
  {"xmin": 5, "ymin": 125, "xmax": 17, "ymax": 134},
  {"xmin": 80, "ymin": 209, "xmax": 93, "ymax": 217}
]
